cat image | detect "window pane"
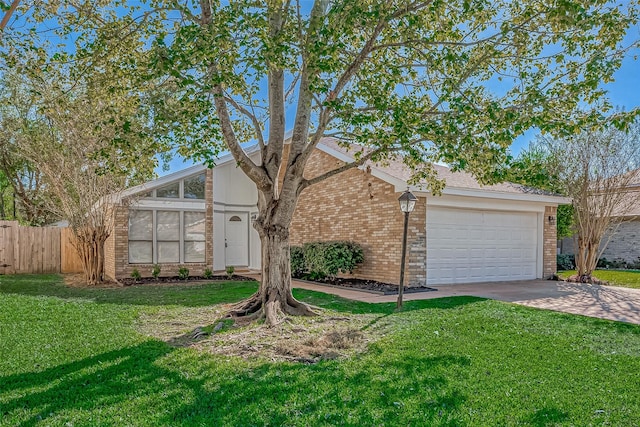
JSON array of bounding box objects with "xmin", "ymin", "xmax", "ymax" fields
[
  {"xmin": 157, "ymin": 241, "xmax": 180, "ymax": 263},
  {"xmin": 129, "ymin": 210, "xmax": 152, "ymax": 240},
  {"xmin": 184, "ymin": 173, "xmax": 206, "ymax": 199},
  {"xmin": 184, "ymin": 211, "xmax": 206, "ymax": 241},
  {"xmin": 129, "ymin": 241, "xmax": 152, "ymax": 263},
  {"xmin": 157, "ymin": 211, "xmax": 180, "ymax": 240},
  {"xmin": 156, "ymin": 182, "xmax": 179, "ymax": 198},
  {"xmin": 184, "ymin": 241, "xmax": 206, "ymax": 263}
]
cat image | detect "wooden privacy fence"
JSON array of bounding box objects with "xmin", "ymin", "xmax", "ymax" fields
[
  {"xmin": 60, "ymin": 228, "xmax": 84, "ymax": 273},
  {"xmin": 0, "ymin": 221, "xmax": 83, "ymax": 275}
]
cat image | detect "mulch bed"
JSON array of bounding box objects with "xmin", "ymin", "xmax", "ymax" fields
[
  {"xmin": 119, "ymin": 274, "xmax": 258, "ymax": 286},
  {"xmin": 297, "ymin": 277, "xmax": 437, "ymax": 295}
]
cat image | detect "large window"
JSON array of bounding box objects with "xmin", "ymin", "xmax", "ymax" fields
[
  {"xmin": 128, "ymin": 209, "xmax": 206, "ymax": 264},
  {"xmin": 128, "ymin": 210, "xmax": 153, "ymax": 263},
  {"xmin": 184, "ymin": 212, "xmax": 206, "ymax": 262},
  {"xmin": 143, "ymin": 173, "xmax": 206, "ymax": 200},
  {"xmin": 157, "ymin": 211, "xmax": 180, "ymax": 263}
]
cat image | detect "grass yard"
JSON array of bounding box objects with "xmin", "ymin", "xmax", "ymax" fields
[
  {"xmin": 1, "ymin": 275, "xmax": 640, "ymax": 426},
  {"xmin": 559, "ymin": 269, "xmax": 640, "ymax": 289}
]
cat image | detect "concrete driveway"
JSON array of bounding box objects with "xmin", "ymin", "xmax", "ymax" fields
[{"xmin": 292, "ymin": 279, "xmax": 640, "ymax": 325}]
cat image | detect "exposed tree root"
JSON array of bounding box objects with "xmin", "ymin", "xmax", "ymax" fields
[{"xmin": 227, "ymin": 292, "xmax": 318, "ymax": 326}]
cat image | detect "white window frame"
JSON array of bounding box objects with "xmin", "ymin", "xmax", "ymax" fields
[
  {"xmin": 128, "ymin": 208, "xmax": 206, "ymax": 264},
  {"xmin": 145, "ymin": 172, "xmax": 206, "ymax": 201}
]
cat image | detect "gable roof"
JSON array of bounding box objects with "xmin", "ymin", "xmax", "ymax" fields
[
  {"xmin": 116, "ymin": 145, "xmax": 261, "ymax": 201},
  {"xmin": 316, "ymin": 138, "xmax": 569, "ymax": 204},
  {"xmin": 116, "ymin": 137, "xmax": 567, "ymax": 205}
]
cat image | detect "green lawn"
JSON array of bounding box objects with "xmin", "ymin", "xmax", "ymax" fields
[
  {"xmin": 559, "ymin": 269, "xmax": 640, "ymax": 289},
  {"xmin": 2, "ymin": 275, "xmax": 640, "ymax": 426}
]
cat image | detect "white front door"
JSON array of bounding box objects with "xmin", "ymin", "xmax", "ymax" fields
[
  {"xmin": 225, "ymin": 213, "xmax": 249, "ymax": 266},
  {"xmin": 426, "ymin": 207, "xmax": 539, "ymax": 285}
]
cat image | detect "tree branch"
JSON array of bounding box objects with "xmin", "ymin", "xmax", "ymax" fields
[
  {"xmin": 223, "ymin": 93, "xmax": 265, "ymax": 150},
  {"xmin": 300, "ymin": 146, "xmax": 394, "ymax": 190}
]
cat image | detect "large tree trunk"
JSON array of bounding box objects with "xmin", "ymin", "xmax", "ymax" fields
[
  {"xmin": 229, "ymin": 206, "xmax": 316, "ymax": 326},
  {"xmin": 74, "ymin": 226, "xmax": 109, "ymax": 286}
]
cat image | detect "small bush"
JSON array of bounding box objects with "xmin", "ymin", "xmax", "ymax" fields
[
  {"xmin": 130, "ymin": 268, "xmax": 141, "ymax": 282},
  {"xmin": 226, "ymin": 266, "xmax": 235, "ymax": 278},
  {"xmin": 299, "ymin": 241, "xmax": 364, "ymax": 280},
  {"xmin": 151, "ymin": 264, "xmax": 161, "ymax": 279},
  {"xmin": 610, "ymin": 258, "xmax": 629, "ymax": 269},
  {"xmin": 290, "ymin": 246, "xmax": 305, "ymax": 278},
  {"xmin": 557, "ymin": 254, "xmax": 575, "ymax": 271},
  {"xmin": 178, "ymin": 266, "xmax": 190, "ymax": 280},
  {"xmin": 203, "ymin": 268, "xmax": 213, "ymax": 279}
]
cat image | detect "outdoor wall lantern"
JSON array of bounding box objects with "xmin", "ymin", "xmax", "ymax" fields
[
  {"xmin": 548, "ymin": 215, "xmax": 556, "ymax": 226},
  {"xmin": 397, "ymin": 189, "xmax": 417, "ymax": 309}
]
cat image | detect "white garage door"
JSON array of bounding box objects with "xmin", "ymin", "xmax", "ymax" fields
[{"xmin": 427, "ymin": 207, "xmax": 539, "ymax": 285}]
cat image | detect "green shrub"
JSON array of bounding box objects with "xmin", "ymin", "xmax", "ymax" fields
[
  {"xmin": 290, "ymin": 246, "xmax": 305, "ymax": 278},
  {"xmin": 557, "ymin": 254, "xmax": 575, "ymax": 271},
  {"xmin": 178, "ymin": 266, "xmax": 190, "ymax": 280},
  {"xmin": 151, "ymin": 264, "xmax": 161, "ymax": 279},
  {"xmin": 300, "ymin": 241, "xmax": 364, "ymax": 280},
  {"xmin": 203, "ymin": 268, "xmax": 213, "ymax": 279},
  {"xmin": 225, "ymin": 266, "xmax": 235, "ymax": 278},
  {"xmin": 130, "ymin": 268, "xmax": 141, "ymax": 282}
]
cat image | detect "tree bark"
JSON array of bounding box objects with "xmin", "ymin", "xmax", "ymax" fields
[
  {"xmin": 229, "ymin": 195, "xmax": 316, "ymax": 326},
  {"xmin": 575, "ymin": 232, "xmax": 600, "ymax": 283},
  {"xmin": 74, "ymin": 226, "xmax": 109, "ymax": 286}
]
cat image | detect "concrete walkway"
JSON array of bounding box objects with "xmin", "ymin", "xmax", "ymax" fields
[{"xmin": 292, "ymin": 279, "xmax": 640, "ymax": 325}]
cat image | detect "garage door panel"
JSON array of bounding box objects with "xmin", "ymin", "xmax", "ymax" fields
[{"xmin": 427, "ymin": 207, "xmax": 539, "ymax": 285}]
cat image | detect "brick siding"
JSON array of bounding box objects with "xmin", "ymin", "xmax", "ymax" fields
[
  {"xmin": 543, "ymin": 206, "xmax": 558, "ymax": 278},
  {"xmin": 290, "ymin": 150, "xmax": 427, "ymax": 286}
]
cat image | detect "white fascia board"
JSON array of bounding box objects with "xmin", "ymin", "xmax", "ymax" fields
[
  {"xmin": 426, "ymin": 194, "xmax": 549, "ymax": 213},
  {"xmin": 131, "ymin": 199, "xmax": 206, "ymax": 210},
  {"xmin": 412, "ymin": 186, "xmax": 570, "ymax": 206},
  {"xmin": 213, "ymin": 143, "xmax": 262, "ymax": 167},
  {"xmin": 316, "ymin": 143, "xmax": 408, "ymax": 188}
]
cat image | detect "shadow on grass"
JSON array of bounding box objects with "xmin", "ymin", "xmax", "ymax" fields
[
  {"xmin": 0, "ymin": 274, "xmax": 258, "ymax": 307},
  {"xmin": 0, "ymin": 340, "xmax": 471, "ymax": 426},
  {"xmin": 526, "ymin": 407, "xmax": 570, "ymax": 426},
  {"xmin": 294, "ymin": 288, "xmax": 486, "ymax": 314}
]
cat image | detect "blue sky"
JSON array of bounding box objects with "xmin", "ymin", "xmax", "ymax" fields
[
  {"xmin": 161, "ymin": 49, "xmax": 640, "ymax": 175},
  {"xmin": 151, "ymin": 14, "xmax": 640, "ymax": 176}
]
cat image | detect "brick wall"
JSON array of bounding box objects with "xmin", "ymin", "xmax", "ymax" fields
[
  {"xmin": 561, "ymin": 219, "xmax": 640, "ymax": 263},
  {"xmin": 543, "ymin": 205, "xmax": 558, "ymax": 278},
  {"xmin": 104, "ymin": 208, "xmax": 116, "ymax": 280},
  {"xmin": 104, "ymin": 169, "xmax": 214, "ymax": 280},
  {"xmin": 290, "ymin": 150, "xmax": 427, "ymax": 286}
]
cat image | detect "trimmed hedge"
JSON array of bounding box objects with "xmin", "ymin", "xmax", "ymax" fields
[{"xmin": 290, "ymin": 241, "xmax": 364, "ymax": 280}]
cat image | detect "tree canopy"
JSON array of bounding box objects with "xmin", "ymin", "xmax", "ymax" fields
[
  {"xmin": 518, "ymin": 119, "xmax": 640, "ymax": 280},
  {"xmin": 3, "ymin": 0, "xmax": 639, "ymax": 320}
]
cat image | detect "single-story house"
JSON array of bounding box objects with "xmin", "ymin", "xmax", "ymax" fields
[
  {"xmin": 104, "ymin": 138, "xmax": 566, "ymax": 286},
  {"xmin": 559, "ymin": 170, "xmax": 640, "ymax": 265}
]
